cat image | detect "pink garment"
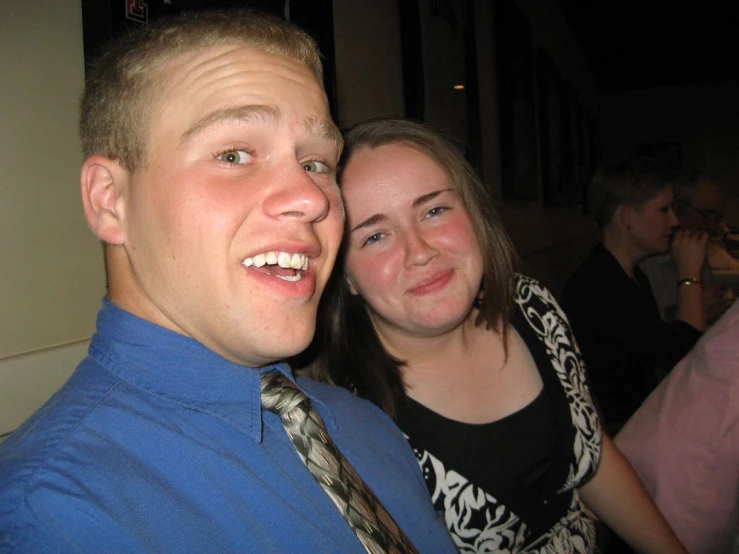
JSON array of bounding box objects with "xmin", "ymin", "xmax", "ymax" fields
[{"xmin": 615, "ymin": 301, "xmax": 739, "ymax": 554}]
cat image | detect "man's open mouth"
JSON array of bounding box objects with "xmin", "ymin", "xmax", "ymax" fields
[{"xmin": 242, "ymin": 251, "xmax": 309, "ymax": 282}]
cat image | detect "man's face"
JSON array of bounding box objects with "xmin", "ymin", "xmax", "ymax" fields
[
  {"xmin": 108, "ymin": 45, "xmax": 343, "ymax": 366},
  {"xmin": 677, "ymin": 177, "xmax": 722, "ymax": 233}
]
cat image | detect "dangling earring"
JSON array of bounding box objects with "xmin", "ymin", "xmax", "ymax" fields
[{"xmin": 473, "ymin": 280, "xmax": 484, "ymax": 309}]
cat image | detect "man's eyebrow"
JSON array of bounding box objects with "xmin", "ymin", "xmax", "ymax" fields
[
  {"xmin": 181, "ymin": 105, "xmax": 279, "ymax": 143},
  {"xmin": 303, "ymin": 117, "xmax": 344, "ymax": 156}
]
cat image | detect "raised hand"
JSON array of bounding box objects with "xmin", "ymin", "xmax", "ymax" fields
[{"xmin": 672, "ymin": 229, "xmax": 708, "ymax": 280}]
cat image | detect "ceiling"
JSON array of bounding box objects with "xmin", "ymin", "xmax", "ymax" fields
[{"xmin": 558, "ymin": 0, "xmax": 739, "ymax": 92}]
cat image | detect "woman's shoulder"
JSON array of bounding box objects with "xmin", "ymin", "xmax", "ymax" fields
[
  {"xmin": 513, "ymin": 274, "xmax": 559, "ymax": 307},
  {"xmin": 512, "ymin": 274, "xmax": 579, "ymax": 335}
]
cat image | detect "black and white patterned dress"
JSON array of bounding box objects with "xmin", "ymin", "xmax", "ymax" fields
[{"xmin": 398, "ymin": 276, "xmax": 602, "ymax": 553}]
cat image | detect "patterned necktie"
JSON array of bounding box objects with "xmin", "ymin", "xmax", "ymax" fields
[{"xmin": 260, "ymin": 371, "xmax": 418, "ymax": 554}]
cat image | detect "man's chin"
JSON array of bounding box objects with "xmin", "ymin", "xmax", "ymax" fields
[{"xmin": 260, "ymin": 332, "xmax": 316, "ymax": 366}]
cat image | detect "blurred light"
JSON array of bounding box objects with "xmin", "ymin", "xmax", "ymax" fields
[{"xmin": 453, "ymin": 84, "xmax": 465, "ymax": 90}]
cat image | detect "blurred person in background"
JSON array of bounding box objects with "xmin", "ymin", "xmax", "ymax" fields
[
  {"xmin": 562, "ymin": 158, "xmax": 706, "ymax": 433},
  {"xmin": 640, "ymin": 170, "xmax": 735, "ymax": 324}
]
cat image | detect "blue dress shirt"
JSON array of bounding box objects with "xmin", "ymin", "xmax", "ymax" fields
[{"xmin": 0, "ymin": 301, "xmax": 454, "ymax": 553}]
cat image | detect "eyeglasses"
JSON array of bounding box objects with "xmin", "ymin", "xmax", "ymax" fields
[{"xmin": 675, "ymin": 198, "xmax": 724, "ymax": 224}]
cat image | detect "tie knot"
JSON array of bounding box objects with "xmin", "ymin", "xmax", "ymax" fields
[{"xmin": 260, "ymin": 371, "xmax": 308, "ymax": 417}]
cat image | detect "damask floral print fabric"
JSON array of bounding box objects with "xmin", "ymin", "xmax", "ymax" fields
[{"xmin": 407, "ymin": 276, "xmax": 602, "ymax": 553}]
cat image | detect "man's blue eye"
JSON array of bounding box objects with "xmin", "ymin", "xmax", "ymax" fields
[
  {"xmin": 217, "ymin": 150, "xmax": 250, "ymax": 164},
  {"xmin": 303, "ymin": 160, "xmax": 329, "ymax": 173}
]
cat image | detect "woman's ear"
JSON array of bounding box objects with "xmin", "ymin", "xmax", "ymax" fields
[
  {"xmin": 80, "ymin": 155, "xmax": 128, "ymax": 245},
  {"xmin": 617, "ymin": 204, "xmax": 634, "ymax": 230}
]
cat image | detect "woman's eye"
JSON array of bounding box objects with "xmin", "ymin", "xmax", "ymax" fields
[
  {"xmin": 427, "ymin": 206, "xmax": 449, "ymax": 218},
  {"xmin": 302, "ymin": 160, "xmax": 330, "ymax": 173},
  {"xmin": 217, "ymin": 150, "xmax": 250, "ymax": 164},
  {"xmin": 362, "ymin": 232, "xmax": 384, "ymax": 247}
]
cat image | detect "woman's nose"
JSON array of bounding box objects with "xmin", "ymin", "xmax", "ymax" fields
[{"xmin": 403, "ymin": 229, "xmax": 440, "ymax": 268}]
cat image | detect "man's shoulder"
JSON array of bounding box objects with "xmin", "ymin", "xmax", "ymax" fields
[
  {"xmin": 297, "ymin": 377, "xmax": 409, "ymax": 447},
  {"xmin": 0, "ymin": 357, "xmax": 125, "ymax": 548},
  {"xmin": 299, "ymin": 377, "xmax": 393, "ymax": 425},
  {"xmin": 0, "ymin": 357, "xmax": 121, "ymax": 463},
  {"xmin": 295, "ymin": 377, "xmax": 456, "ymax": 551}
]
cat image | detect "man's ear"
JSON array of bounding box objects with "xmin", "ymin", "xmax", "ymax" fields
[
  {"xmin": 80, "ymin": 155, "xmax": 128, "ymax": 245},
  {"xmin": 345, "ymin": 274, "xmax": 359, "ymax": 296}
]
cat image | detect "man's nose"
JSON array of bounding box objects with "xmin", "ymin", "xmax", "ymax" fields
[
  {"xmin": 263, "ymin": 163, "xmax": 332, "ymax": 223},
  {"xmin": 668, "ymin": 208, "xmax": 680, "ymax": 228}
]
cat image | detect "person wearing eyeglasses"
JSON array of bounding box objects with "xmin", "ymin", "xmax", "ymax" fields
[{"xmin": 639, "ymin": 170, "xmax": 735, "ymax": 324}]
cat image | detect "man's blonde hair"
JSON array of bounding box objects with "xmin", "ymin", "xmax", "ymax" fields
[{"xmin": 80, "ymin": 10, "xmax": 325, "ymax": 172}]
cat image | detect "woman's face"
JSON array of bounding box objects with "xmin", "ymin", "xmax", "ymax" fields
[
  {"xmin": 341, "ymin": 143, "xmax": 484, "ymax": 341},
  {"xmin": 627, "ymin": 185, "xmax": 679, "ymax": 257}
]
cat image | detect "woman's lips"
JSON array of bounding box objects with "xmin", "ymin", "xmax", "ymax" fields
[{"xmin": 407, "ymin": 270, "xmax": 454, "ymax": 296}]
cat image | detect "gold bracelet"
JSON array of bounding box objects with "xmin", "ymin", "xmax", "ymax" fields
[{"xmin": 677, "ymin": 277, "xmax": 702, "ymax": 287}]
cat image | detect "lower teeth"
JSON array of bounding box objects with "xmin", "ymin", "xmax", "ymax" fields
[{"xmin": 275, "ymin": 274, "xmax": 302, "ymax": 282}]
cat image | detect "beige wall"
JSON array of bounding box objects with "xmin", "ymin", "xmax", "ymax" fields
[
  {"xmin": 0, "ymin": 0, "xmax": 104, "ymax": 359},
  {"xmin": 0, "ymin": 341, "xmax": 89, "ymax": 437},
  {"xmin": 0, "ymin": 0, "xmax": 102, "ymax": 436}
]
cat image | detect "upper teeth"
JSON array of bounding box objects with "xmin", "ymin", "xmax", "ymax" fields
[{"xmin": 242, "ymin": 251, "xmax": 309, "ymax": 271}]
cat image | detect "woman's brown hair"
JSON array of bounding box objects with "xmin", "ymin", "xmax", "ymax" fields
[{"xmin": 300, "ymin": 119, "xmax": 519, "ymax": 417}]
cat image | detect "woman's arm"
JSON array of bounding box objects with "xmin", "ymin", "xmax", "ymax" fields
[
  {"xmin": 672, "ymin": 229, "xmax": 708, "ymax": 332},
  {"xmin": 579, "ymin": 433, "xmax": 687, "ymax": 553}
]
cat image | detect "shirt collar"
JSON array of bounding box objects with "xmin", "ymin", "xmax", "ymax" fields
[{"xmin": 89, "ymin": 299, "xmax": 335, "ymax": 442}]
